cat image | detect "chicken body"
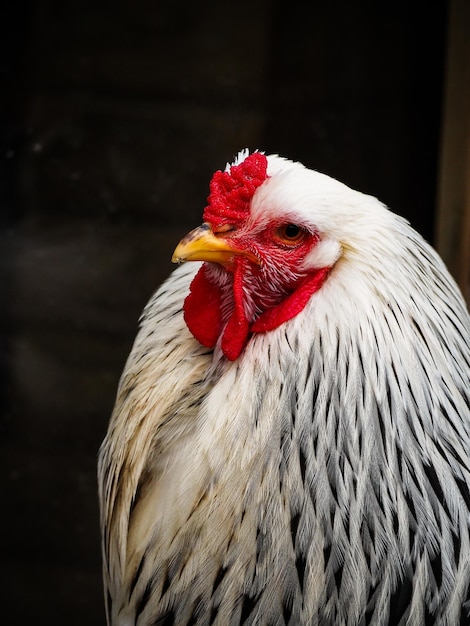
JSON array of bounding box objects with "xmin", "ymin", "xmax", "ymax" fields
[{"xmin": 98, "ymin": 152, "xmax": 470, "ymax": 625}]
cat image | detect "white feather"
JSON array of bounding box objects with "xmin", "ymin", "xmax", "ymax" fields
[{"xmin": 98, "ymin": 152, "xmax": 470, "ymax": 626}]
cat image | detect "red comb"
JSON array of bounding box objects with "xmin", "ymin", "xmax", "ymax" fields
[{"xmin": 203, "ymin": 152, "xmax": 268, "ymax": 228}]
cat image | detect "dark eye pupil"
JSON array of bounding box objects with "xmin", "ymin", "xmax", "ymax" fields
[{"xmin": 285, "ymin": 224, "xmax": 300, "ymax": 238}]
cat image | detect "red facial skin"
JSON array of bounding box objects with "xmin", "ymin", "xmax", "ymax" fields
[{"xmin": 183, "ymin": 221, "xmax": 330, "ymax": 360}]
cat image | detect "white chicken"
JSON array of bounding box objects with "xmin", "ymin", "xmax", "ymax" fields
[{"xmin": 98, "ymin": 150, "xmax": 470, "ymax": 625}]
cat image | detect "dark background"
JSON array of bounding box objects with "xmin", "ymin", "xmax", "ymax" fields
[{"xmin": 0, "ymin": 1, "xmax": 448, "ymax": 624}]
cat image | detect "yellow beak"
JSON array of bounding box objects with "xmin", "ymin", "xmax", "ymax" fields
[{"xmin": 172, "ymin": 223, "xmax": 259, "ymax": 266}]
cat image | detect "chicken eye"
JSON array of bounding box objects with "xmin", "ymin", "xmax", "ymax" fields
[{"xmin": 275, "ymin": 223, "xmax": 305, "ymax": 246}]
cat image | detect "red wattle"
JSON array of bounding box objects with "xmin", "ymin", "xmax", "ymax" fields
[
  {"xmin": 220, "ymin": 261, "xmax": 250, "ymax": 361},
  {"xmin": 183, "ymin": 266, "xmax": 223, "ymax": 348},
  {"xmin": 183, "ymin": 263, "xmax": 330, "ymax": 360}
]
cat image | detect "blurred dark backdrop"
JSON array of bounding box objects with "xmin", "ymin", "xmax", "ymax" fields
[{"xmin": 0, "ymin": 1, "xmax": 448, "ymax": 624}]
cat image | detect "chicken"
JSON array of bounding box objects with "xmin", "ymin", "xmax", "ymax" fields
[{"xmin": 98, "ymin": 150, "xmax": 470, "ymax": 625}]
